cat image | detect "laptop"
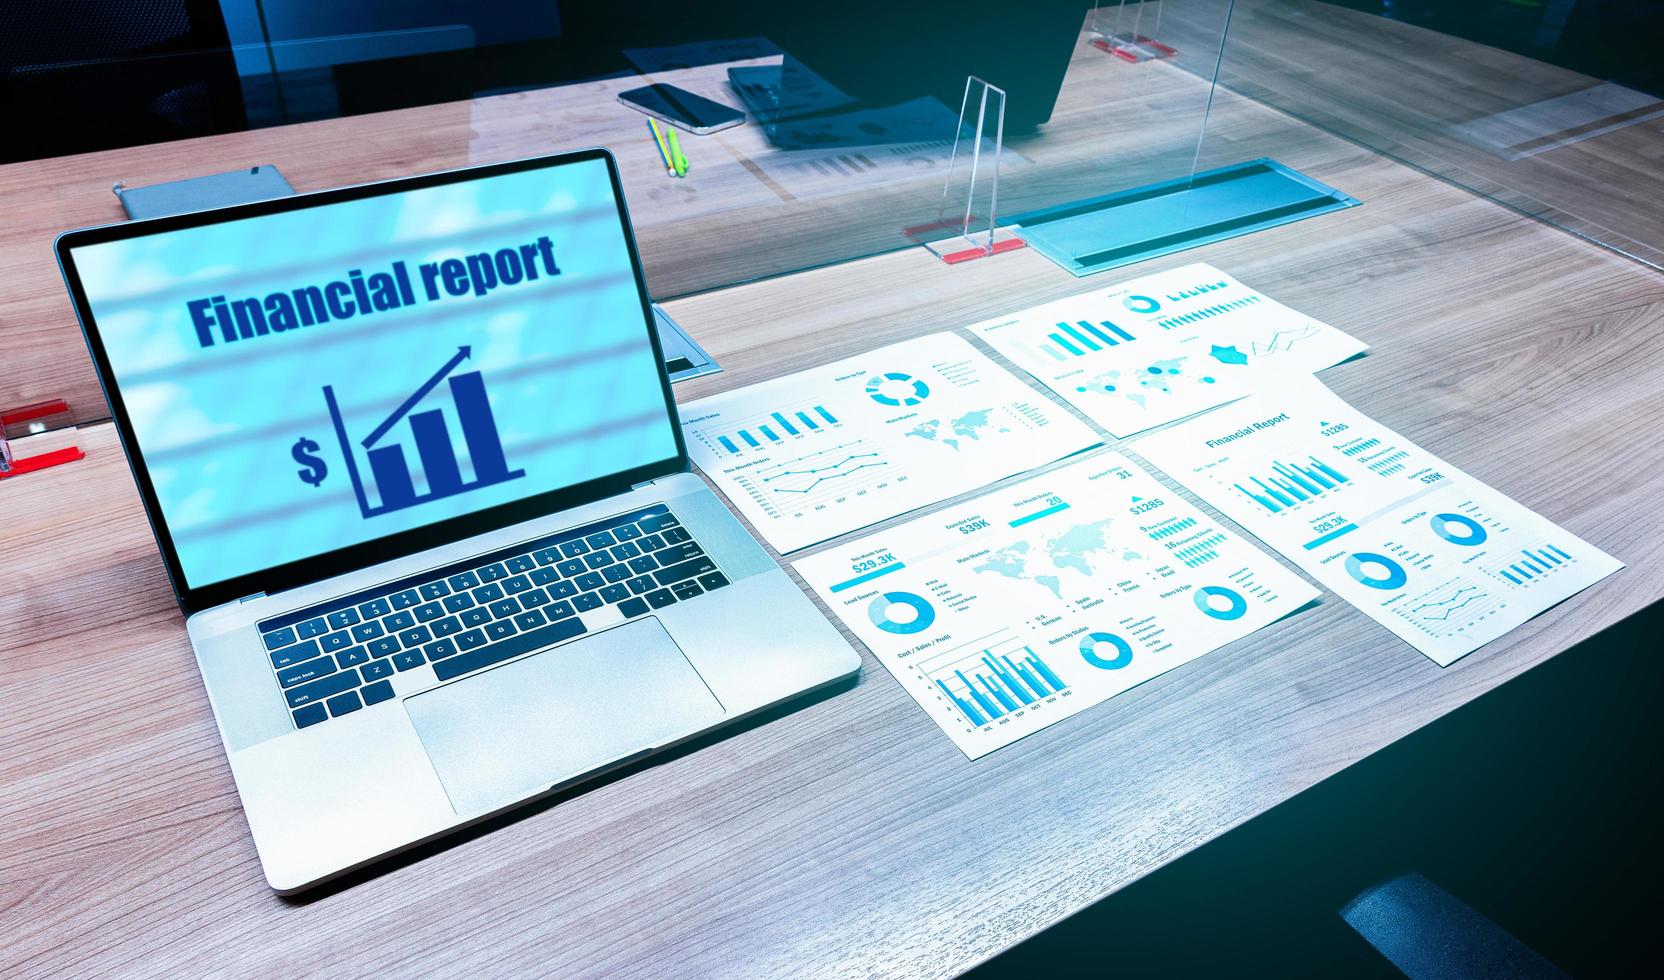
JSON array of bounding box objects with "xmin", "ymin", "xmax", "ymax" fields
[{"xmin": 55, "ymin": 149, "xmax": 861, "ymax": 893}]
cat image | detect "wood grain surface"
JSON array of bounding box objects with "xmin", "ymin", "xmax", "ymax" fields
[{"xmin": 4, "ymin": 14, "xmax": 1663, "ymax": 980}]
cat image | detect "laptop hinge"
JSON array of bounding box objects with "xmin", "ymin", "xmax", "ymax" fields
[
  {"xmin": 631, "ymin": 478, "xmax": 658, "ymax": 491},
  {"xmin": 237, "ymin": 592, "xmax": 267, "ymax": 604}
]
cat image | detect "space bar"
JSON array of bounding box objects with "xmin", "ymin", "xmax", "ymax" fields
[{"xmin": 431, "ymin": 617, "xmax": 589, "ymax": 681}]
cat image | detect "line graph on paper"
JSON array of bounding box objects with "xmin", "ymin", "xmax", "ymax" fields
[
  {"xmin": 1251, "ymin": 325, "xmax": 1321, "ymax": 356},
  {"xmin": 733, "ymin": 439, "xmax": 907, "ymax": 518}
]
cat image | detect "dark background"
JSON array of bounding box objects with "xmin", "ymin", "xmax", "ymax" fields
[{"xmin": 972, "ymin": 599, "xmax": 1664, "ymax": 976}]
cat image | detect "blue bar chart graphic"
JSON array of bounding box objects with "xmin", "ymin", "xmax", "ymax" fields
[
  {"xmin": 1042, "ymin": 319, "xmax": 1137, "ymax": 360},
  {"xmin": 932, "ymin": 645, "xmax": 1068, "ymax": 726},
  {"xmin": 714, "ymin": 405, "xmax": 839, "ymax": 453},
  {"xmin": 325, "ymin": 347, "xmax": 524, "ymax": 519},
  {"xmin": 1234, "ymin": 456, "xmax": 1349, "ymax": 513},
  {"xmin": 1498, "ymin": 544, "xmax": 1572, "ymax": 584}
]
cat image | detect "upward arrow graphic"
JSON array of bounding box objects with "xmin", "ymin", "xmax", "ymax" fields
[{"xmin": 361, "ymin": 346, "xmax": 472, "ymax": 449}]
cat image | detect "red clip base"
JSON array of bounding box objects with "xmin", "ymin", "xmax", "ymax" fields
[{"xmin": 0, "ymin": 446, "xmax": 85, "ymax": 479}]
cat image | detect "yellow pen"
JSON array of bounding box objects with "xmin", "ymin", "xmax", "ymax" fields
[{"xmin": 646, "ymin": 119, "xmax": 676, "ymax": 177}]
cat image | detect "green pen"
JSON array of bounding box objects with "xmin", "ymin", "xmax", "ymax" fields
[{"xmin": 666, "ymin": 128, "xmax": 689, "ymax": 177}]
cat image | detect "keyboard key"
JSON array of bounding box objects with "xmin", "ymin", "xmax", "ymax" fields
[
  {"xmin": 296, "ymin": 617, "xmax": 328, "ymax": 639},
  {"xmin": 363, "ymin": 659, "xmax": 394, "ymax": 681},
  {"xmin": 473, "ymin": 583, "xmax": 505, "ymax": 603},
  {"xmin": 489, "ymin": 597, "xmax": 521, "ymax": 618},
  {"xmin": 661, "ymin": 526, "xmax": 691, "ymax": 545},
  {"xmin": 583, "ymin": 552, "xmax": 613, "ymax": 571},
  {"xmin": 614, "ymin": 523, "xmax": 643, "ymax": 541},
  {"xmin": 358, "ymin": 597, "xmax": 391, "ymax": 619},
  {"xmin": 658, "ymin": 541, "xmax": 703, "ymax": 565},
  {"xmin": 456, "ymin": 628, "xmax": 489, "ymax": 651},
  {"xmin": 442, "ymin": 592, "xmax": 476, "ymax": 613},
  {"xmin": 533, "ymin": 547, "xmax": 562, "ymax": 566},
  {"xmin": 585, "ymin": 530, "xmax": 617, "ymax": 549},
  {"xmin": 399, "ymin": 625, "xmax": 433, "ymax": 647},
  {"xmin": 430, "ymin": 615, "xmax": 588, "ymax": 682},
  {"xmin": 646, "ymin": 589, "xmax": 677, "ymax": 609},
  {"xmin": 478, "ymin": 562, "xmax": 508, "ymax": 582},
  {"xmin": 626, "ymin": 576, "xmax": 656, "ymax": 595},
  {"xmin": 278, "ymin": 655, "xmax": 337, "ymax": 688},
  {"xmin": 514, "ymin": 609, "xmax": 548, "ymax": 630},
  {"xmin": 368, "ymin": 636, "xmax": 400, "ymax": 658},
  {"xmin": 698, "ymin": 572, "xmax": 731, "ymax": 591},
  {"xmin": 519, "ymin": 588, "xmax": 550, "ymax": 609},
  {"xmin": 390, "ymin": 589, "xmax": 421, "ymax": 609},
  {"xmin": 293, "ymin": 703, "xmax": 328, "ymax": 729},
  {"xmin": 431, "ymin": 615, "xmax": 463, "ymax": 637},
  {"xmin": 327, "ymin": 608, "xmax": 360, "ymax": 630},
  {"xmin": 601, "ymin": 564, "xmax": 630, "ymax": 584},
  {"xmin": 611, "ymin": 542, "xmax": 641, "ymax": 561},
  {"xmin": 362, "ymin": 680, "xmax": 395, "ymax": 705},
  {"xmin": 548, "ymin": 580, "xmax": 579, "ymax": 600},
  {"xmin": 530, "ymin": 567, "xmax": 560, "ymax": 586},
  {"xmin": 505, "ymin": 555, "xmax": 535, "ymax": 573},
  {"xmin": 262, "ymin": 626, "xmax": 297, "ymax": 650},
  {"xmin": 393, "ymin": 650, "xmax": 426, "ymax": 671},
  {"xmin": 320, "ymin": 631, "xmax": 352, "ymax": 653},
  {"xmin": 424, "ymin": 638, "xmax": 459, "ymax": 661},
  {"xmin": 286, "ymin": 669, "xmax": 360, "ymax": 708},
  {"xmin": 386, "ymin": 610, "xmax": 416, "ymax": 631},
  {"xmin": 671, "ymin": 581, "xmax": 704, "ymax": 601},
  {"xmin": 654, "ymin": 556, "xmax": 717, "ymax": 588},
  {"xmin": 600, "ymin": 584, "xmax": 630, "ymax": 603},
  {"xmin": 574, "ymin": 592, "xmax": 604, "ymax": 612},
  {"xmin": 351, "ymin": 620, "xmax": 385, "ymax": 642},
  {"xmin": 336, "ymin": 647, "xmax": 370, "ymax": 669},
  {"xmin": 419, "ymin": 581, "xmax": 450, "ymax": 600},
  {"xmin": 628, "ymin": 555, "xmax": 658, "ymax": 575},
  {"xmin": 327, "ymin": 691, "xmax": 363, "ymax": 717},
  {"xmin": 638, "ymin": 533, "xmax": 667, "ymax": 552},
  {"xmin": 547, "ymin": 600, "xmax": 576, "ymax": 621},
  {"xmin": 485, "ymin": 620, "xmax": 518, "ymax": 641},
  {"xmin": 619, "ymin": 597, "xmax": 649, "ymax": 618},
  {"xmin": 271, "ymin": 638, "xmax": 321, "ymax": 670},
  {"xmin": 503, "ymin": 574, "xmax": 533, "ymax": 594},
  {"xmin": 460, "ymin": 608, "xmax": 491, "ymax": 628},
  {"xmin": 556, "ymin": 558, "xmax": 586, "ymax": 577},
  {"xmin": 413, "ymin": 601, "xmax": 444, "ymax": 623},
  {"xmin": 640, "ymin": 512, "xmax": 679, "ymax": 533},
  {"xmin": 447, "ymin": 570, "xmax": 480, "ymax": 591},
  {"xmin": 576, "ymin": 572, "xmax": 606, "ymax": 591},
  {"xmin": 559, "ymin": 540, "xmax": 589, "ymax": 558}
]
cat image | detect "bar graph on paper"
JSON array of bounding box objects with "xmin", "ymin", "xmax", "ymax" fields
[
  {"xmin": 919, "ymin": 633, "xmax": 1070, "ymax": 729},
  {"xmin": 323, "ymin": 346, "xmax": 524, "ymax": 519},
  {"xmin": 1036, "ymin": 318, "xmax": 1138, "ymax": 361},
  {"xmin": 1233, "ymin": 455, "xmax": 1349, "ymax": 513},
  {"xmin": 695, "ymin": 404, "xmax": 842, "ymax": 456}
]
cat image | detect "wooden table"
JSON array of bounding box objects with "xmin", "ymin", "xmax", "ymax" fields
[{"xmin": 4, "ymin": 15, "xmax": 1663, "ymax": 978}]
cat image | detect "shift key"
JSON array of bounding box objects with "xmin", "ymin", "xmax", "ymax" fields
[{"xmin": 653, "ymin": 556, "xmax": 716, "ymax": 587}]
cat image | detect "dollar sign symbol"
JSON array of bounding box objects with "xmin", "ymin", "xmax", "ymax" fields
[{"xmin": 292, "ymin": 437, "xmax": 328, "ymax": 487}]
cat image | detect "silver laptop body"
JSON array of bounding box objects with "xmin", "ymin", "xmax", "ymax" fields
[{"xmin": 57, "ymin": 149, "xmax": 859, "ymax": 893}]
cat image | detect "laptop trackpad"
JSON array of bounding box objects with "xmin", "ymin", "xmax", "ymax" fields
[{"xmin": 405, "ymin": 618, "xmax": 724, "ymax": 815}]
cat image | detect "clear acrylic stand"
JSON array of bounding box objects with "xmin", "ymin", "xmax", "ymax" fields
[
  {"xmin": 905, "ymin": 76, "xmax": 1025, "ymax": 264},
  {"xmin": 1089, "ymin": 1, "xmax": 1178, "ymax": 64}
]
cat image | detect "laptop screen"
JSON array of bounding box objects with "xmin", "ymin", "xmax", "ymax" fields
[{"xmin": 67, "ymin": 156, "xmax": 680, "ymax": 592}]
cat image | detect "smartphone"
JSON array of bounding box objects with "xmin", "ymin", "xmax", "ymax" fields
[{"xmin": 618, "ymin": 84, "xmax": 745, "ymax": 135}]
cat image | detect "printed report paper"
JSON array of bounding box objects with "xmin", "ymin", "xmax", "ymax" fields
[
  {"xmin": 681, "ymin": 332, "xmax": 1100, "ymax": 553},
  {"xmin": 793, "ymin": 453, "xmax": 1319, "ymax": 758},
  {"xmin": 1133, "ymin": 378, "xmax": 1623, "ymax": 666},
  {"xmin": 969, "ymin": 263, "xmax": 1367, "ymax": 437}
]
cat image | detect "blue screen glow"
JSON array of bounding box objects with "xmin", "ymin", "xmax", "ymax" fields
[{"xmin": 72, "ymin": 158, "xmax": 679, "ymax": 589}]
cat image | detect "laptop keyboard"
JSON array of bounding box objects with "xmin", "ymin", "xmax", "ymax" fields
[{"xmin": 257, "ymin": 504, "xmax": 727, "ymax": 731}]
